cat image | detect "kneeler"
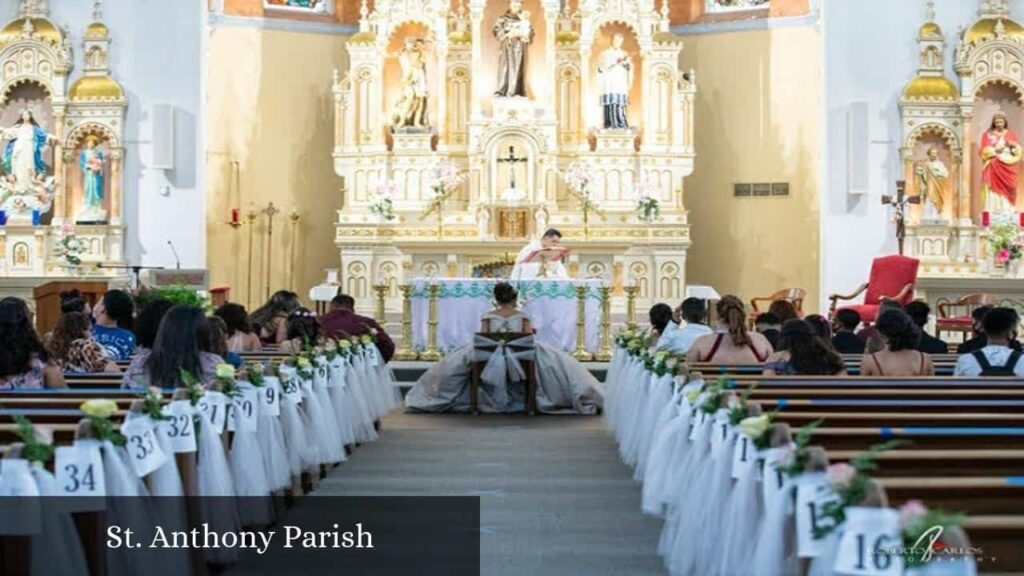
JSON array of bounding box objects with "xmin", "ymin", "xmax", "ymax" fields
[{"xmin": 470, "ymin": 333, "xmax": 537, "ymax": 415}]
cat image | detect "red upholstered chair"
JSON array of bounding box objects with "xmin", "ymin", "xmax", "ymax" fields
[
  {"xmin": 936, "ymin": 293, "xmax": 997, "ymax": 340},
  {"xmin": 828, "ymin": 255, "xmax": 920, "ymax": 323}
]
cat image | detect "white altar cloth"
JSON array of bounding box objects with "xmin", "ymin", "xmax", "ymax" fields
[{"xmin": 411, "ymin": 278, "xmax": 604, "ymax": 353}]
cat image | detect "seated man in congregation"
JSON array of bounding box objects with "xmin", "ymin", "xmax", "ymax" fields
[
  {"xmin": 831, "ymin": 308, "xmax": 865, "ymax": 354},
  {"xmin": 320, "ymin": 294, "xmax": 394, "ymax": 362},
  {"xmin": 687, "ymin": 296, "xmax": 773, "ymax": 365},
  {"xmin": 91, "ymin": 289, "xmax": 136, "ymax": 361},
  {"xmin": 753, "ymin": 312, "xmax": 782, "ymax": 350},
  {"xmin": 954, "ymin": 307, "xmax": 1024, "ymax": 377},
  {"xmin": 405, "ymin": 282, "xmax": 602, "ymax": 414},
  {"xmin": 904, "ymin": 301, "xmax": 949, "ymax": 355},
  {"xmin": 956, "ymin": 304, "xmax": 1023, "ymax": 354},
  {"xmin": 655, "ymin": 297, "xmax": 713, "ymax": 354}
]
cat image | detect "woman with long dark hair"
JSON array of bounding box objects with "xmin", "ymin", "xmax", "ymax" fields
[
  {"xmin": 214, "ymin": 302, "xmax": 262, "ymax": 352},
  {"xmin": 250, "ymin": 291, "xmax": 300, "ymax": 345},
  {"xmin": 122, "ymin": 306, "xmax": 222, "ymax": 389},
  {"xmin": 134, "ymin": 298, "xmax": 175, "ymax": 351},
  {"xmin": 48, "ymin": 312, "xmax": 119, "ymax": 374},
  {"xmin": 763, "ymin": 319, "xmax": 846, "ymax": 376},
  {"xmin": 0, "ymin": 298, "xmax": 65, "ymax": 389},
  {"xmin": 860, "ymin": 309, "xmax": 935, "ymax": 377},
  {"xmin": 278, "ymin": 308, "xmax": 322, "ymax": 354},
  {"xmin": 688, "ymin": 295, "xmax": 773, "ymax": 364}
]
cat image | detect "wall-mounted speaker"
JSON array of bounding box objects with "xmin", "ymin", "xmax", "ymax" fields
[
  {"xmin": 152, "ymin": 103, "xmax": 175, "ymax": 171},
  {"xmin": 847, "ymin": 101, "xmax": 870, "ymax": 195}
]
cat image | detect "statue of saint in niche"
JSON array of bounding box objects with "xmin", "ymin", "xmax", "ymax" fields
[
  {"xmin": 915, "ymin": 146, "xmax": 949, "ymax": 223},
  {"xmin": 493, "ymin": 0, "xmax": 533, "ymax": 98},
  {"xmin": 597, "ymin": 33, "xmax": 634, "ymax": 129},
  {"xmin": 390, "ymin": 38, "xmax": 430, "ymax": 130}
]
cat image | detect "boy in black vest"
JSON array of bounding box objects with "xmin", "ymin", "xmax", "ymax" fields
[{"xmin": 953, "ymin": 307, "xmax": 1024, "ymax": 376}]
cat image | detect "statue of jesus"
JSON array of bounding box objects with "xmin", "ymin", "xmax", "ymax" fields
[
  {"xmin": 493, "ymin": 0, "xmax": 533, "ymax": 98},
  {"xmin": 511, "ymin": 228, "xmax": 570, "ymax": 280}
]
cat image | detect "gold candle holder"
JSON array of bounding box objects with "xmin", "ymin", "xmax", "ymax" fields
[
  {"xmin": 245, "ymin": 204, "xmax": 258, "ymax": 308},
  {"xmin": 393, "ymin": 284, "xmax": 418, "ymax": 361},
  {"xmin": 288, "ymin": 207, "xmax": 301, "ymax": 292},
  {"xmin": 420, "ymin": 282, "xmax": 442, "ymax": 361},
  {"xmin": 262, "ymin": 202, "xmax": 281, "ymax": 300},
  {"xmin": 624, "ymin": 285, "xmax": 639, "ymax": 328},
  {"xmin": 595, "ymin": 285, "xmax": 613, "ymax": 362},
  {"xmin": 572, "ymin": 283, "xmax": 593, "ymax": 362},
  {"xmin": 373, "ymin": 283, "xmax": 388, "ymax": 324}
]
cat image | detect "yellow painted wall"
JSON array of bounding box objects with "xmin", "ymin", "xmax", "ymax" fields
[
  {"xmin": 680, "ymin": 25, "xmax": 822, "ymax": 311},
  {"xmin": 206, "ymin": 26, "xmax": 349, "ymax": 309}
]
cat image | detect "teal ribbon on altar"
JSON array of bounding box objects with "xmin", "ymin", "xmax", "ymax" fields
[{"xmin": 411, "ymin": 279, "xmax": 603, "ymax": 301}]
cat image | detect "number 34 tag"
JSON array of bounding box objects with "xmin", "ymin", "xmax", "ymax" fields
[
  {"xmin": 56, "ymin": 444, "xmax": 106, "ymax": 502},
  {"xmin": 833, "ymin": 507, "xmax": 904, "ymax": 576}
]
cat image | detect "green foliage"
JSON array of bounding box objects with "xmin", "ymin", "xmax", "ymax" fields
[
  {"xmin": 12, "ymin": 415, "xmax": 55, "ymax": 464},
  {"xmin": 777, "ymin": 419, "xmax": 824, "ymax": 478},
  {"xmin": 134, "ymin": 284, "xmax": 209, "ymax": 311}
]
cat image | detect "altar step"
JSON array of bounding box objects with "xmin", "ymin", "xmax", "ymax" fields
[{"xmin": 389, "ymin": 360, "xmax": 609, "ymax": 396}]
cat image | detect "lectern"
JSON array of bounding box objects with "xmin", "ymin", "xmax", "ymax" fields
[{"xmin": 33, "ymin": 280, "xmax": 110, "ymax": 336}]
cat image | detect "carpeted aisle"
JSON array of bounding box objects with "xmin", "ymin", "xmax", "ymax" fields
[{"xmin": 317, "ymin": 412, "xmax": 665, "ymax": 576}]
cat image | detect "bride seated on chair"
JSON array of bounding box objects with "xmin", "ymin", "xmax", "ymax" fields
[{"xmin": 405, "ymin": 282, "xmax": 603, "ymax": 414}]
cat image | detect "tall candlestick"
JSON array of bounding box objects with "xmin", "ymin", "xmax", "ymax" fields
[{"xmin": 982, "ymin": 211, "xmax": 991, "ymax": 227}]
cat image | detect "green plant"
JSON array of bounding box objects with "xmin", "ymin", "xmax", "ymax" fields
[{"xmin": 134, "ymin": 284, "xmax": 210, "ymax": 311}]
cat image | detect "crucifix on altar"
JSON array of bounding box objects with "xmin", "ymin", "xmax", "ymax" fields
[
  {"xmin": 497, "ymin": 145, "xmax": 529, "ymax": 204},
  {"xmin": 882, "ymin": 180, "xmax": 921, "ymax": 255}
]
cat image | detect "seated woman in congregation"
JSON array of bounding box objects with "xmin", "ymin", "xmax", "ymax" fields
[
  {"xmin": 763, "ymin": 319, "xmax": 846, "ymax": 376},
  {"xmin": 278, "ymin": 308, "xmax": 323, "ymax": 354},
  {"xmin": 0, "ymin": 298, "xmax": 66, "ymax": 389},
  {"xmin": 647, "ymin": 303, "xmax": 673, "ymax": 349},
  {"xmin": 48, "ymin": 312, "xmax": 120, "ymax": 374},
  {"xmin": 250, "ymin": 290, "xmax": 301, "ymax": 346},
  {"xmin": 207, "ymin": 315, "xmax": 244, "ymax": 368},
  {"xmin": 687, "ymin": 296, "xmax": 774, "ymax": 365},
  {"xmin": 133, "ymin": 298, "xmax": 175, "ymax": 354},
  {"xmin": 860, "ymin": 309, "xmax": 934, "ymax": 377},
  {"xmin": 215, "ymin": 302, "xmax": 263, "ymax": 352},
  {"xmin": 405, "ymin": 283, "xmax": 603, "ymax": 414},
  {"xmin": 123, "ymin": 306, "xmax": 223, "ymax": 389}
]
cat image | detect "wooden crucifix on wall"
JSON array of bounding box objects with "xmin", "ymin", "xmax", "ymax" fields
[{"xmin": 881, "ymin": 180, "xmax": 920, "ymax": 255}]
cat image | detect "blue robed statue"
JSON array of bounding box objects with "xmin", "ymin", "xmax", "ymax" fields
[{"xmin": 80, "ymin": 136, "xmax": 105, "ymax": 212}]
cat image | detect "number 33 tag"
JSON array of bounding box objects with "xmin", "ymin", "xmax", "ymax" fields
[
  {"xmin": 121, "ymin": 417, "xmax": 170, "ymax": 478},
  {"xmin": 833, "ymin": 507, "xmax": 903, "ymax": 576}
]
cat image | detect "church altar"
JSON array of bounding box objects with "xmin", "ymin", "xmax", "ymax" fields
[
  {"xmin": 0, "ymin": 1, "xmax": 130, "ymax": 279},
  {"xmin": 410, "ymin": 277, "xmax": 602, "ymax": 353},
  {"xmin": 330, "ymin": 0, "xmax": 696, "ymax": 318}
]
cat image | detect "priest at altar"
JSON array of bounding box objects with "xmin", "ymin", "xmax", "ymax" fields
[{"xmin": 511, "ymin": 229, "xmax": 570, "ymax": 280}]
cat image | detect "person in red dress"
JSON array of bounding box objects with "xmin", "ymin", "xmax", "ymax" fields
[{"xmin": 319, "ymin": 294, "xmax": 395, "ymax": 362}]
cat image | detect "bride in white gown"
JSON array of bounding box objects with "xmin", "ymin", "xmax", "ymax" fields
[{"xmin": 405, "ymin": 282, "xmax": 603, "ymax": 414}]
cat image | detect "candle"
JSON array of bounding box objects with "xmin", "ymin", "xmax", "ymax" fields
[
  {"xmin": 31, "ymin": 210, "xmax": 41, "ymax": 226},
  {"xmin": 231, "ymin": 208, "xmax": 240, "ymax": 225},
  {"xmin": 0, "ymin": 210, "xmax": 6, "ymax": 226},
  {"xmin": 1020, "ymin": 212, "xmax": 1024, "ymax": 228},
  {"xmin": 982, "ymin": 211, "xmax": 991, "ymax": 227}
]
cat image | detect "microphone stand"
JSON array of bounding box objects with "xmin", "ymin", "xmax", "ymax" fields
[{"xmin": 96, "ymin": 263, "xmax": 165, "ymax": 290}]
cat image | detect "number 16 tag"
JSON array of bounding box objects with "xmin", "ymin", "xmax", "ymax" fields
[
  {"xmin": 56, "ymin": 444, "xmax": 106, "ymax": 509},
  {"xmin": 833, "ymin": 507, "xmax": 903, "ymax": 576},
  {"xmin": 121, "ymin": 416, "xmax": 169, "ymax": 478}
]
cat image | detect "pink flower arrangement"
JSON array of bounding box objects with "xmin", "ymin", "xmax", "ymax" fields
[
  {"xmin": 429, "ymin": 159, "xmax": 462, "ymax": 195},
  {"xmin": 826, "ymin": 462, "xmax": 857, "ymax": 490},
  {"xmin": 898, "ymin": 499, "xmax": 929, "ymax": 528},
  {"xmin": 776, "ymin": 441, "xmax": 797, "ymax": 468},
  {"xmin": 997, "ymin": 248, "xmax": 1011, "ymax": 263},
  {"xmin": 562, "ymin": 162, "xmax": 592, "ymax": 193}
]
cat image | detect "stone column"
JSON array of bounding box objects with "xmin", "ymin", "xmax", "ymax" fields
[
  {"xmin": 959, "ymin": 109, "xmax": 973, "ymax": 226},
  {"xmin": 110, "ymin": 149, "xmax": 123, "ymax": 225},
  {"xmin": 52, "ymin": 111, "xmax": 66, "ymax": 224}
]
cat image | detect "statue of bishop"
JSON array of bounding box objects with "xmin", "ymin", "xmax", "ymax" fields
[{"xmin": 597, "ymin": 33, "xmax": 633, "ymax": 130}]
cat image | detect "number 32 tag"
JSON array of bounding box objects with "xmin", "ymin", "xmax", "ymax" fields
[
  {"xmin": 56, "ymin": 444, "xmax": 106, "ymax": 502},
  {"xmin": 833, "ymin": 507, "xmax": 903, "ymax": 576},
  {"xmin": 121, "ymin": 416, "xmax": 169, "ymax": 478}
]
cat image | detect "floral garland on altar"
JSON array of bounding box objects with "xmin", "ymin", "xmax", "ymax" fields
[
  {"xmin": 369, "ymin": 179, "xmax": 396, "ymax": 222},
  {"xmin": 420, "ymin": 158, "xmax": 464, "ymax": 239},
  {"xmin": 987, "ymin": 223, "xmax": 1024, "ymax": 265},
  {"xmin": 561, "ymin": 162, "xmax": 606, "ymax": 238},
  {"xmin": 54, "ymin": 224, "xmax": 86, "ymax": 268},
  {"xmin": 631, "ymin": 178, "xmax": 661, "ymax": 223}
]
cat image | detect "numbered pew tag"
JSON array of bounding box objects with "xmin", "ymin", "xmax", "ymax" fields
[
  {"xmin": 762, "ymin": 448, "xmax": 787, "ymax": 507},
  {"xmin": 197, "ymin": 391, "xmax": 228, "ymax": 434},
  {"xmin": 689, "ymin": 409, "xmax": 709, "ymax": 441},
  {"xmin": 731, "ymin": 435, "xmax": 756, "ymax": 480},
  {"xmin": 314, "ymin": 357, "xmax": 329, "ymax": 388},
  {"xmin": 367, "ymin": 346, "xmax": 380, "ymax": 367},
  {"xmin": 796, "ymin": 472, "xmax": 839, "ymax": 558},
  {"xmin": 228, "ymin": 386, "xmax": 259, "ymax": 433},
  {"xmin": 160, "ymin": 401, "xmax": 197, "ymax": 454},
  {"xmin": 56, "ymin": 444, "xmax": 106, "ymax": 505},
  {"xmin": 280, "ymin": 372, "xmax": 302, "ymax": 406},
  {"xmin": 328, "ymin": 359, "xmax": 346, "ymax": 389},
  {"xmin": 262, "ymin": 376, "xmax": 282, "ymax": 417},
  {"xmin": 121, "ymin": 417, "xmax": 169, "ymax": 478},
  {"xmin": 833, "ymin": 507, "xmax": 903, "ymax": 576},
  {"xmin": 0, "ymin": 459, "xmax": 42, "ymax": 535}
]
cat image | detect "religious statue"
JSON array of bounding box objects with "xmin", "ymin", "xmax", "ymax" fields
[
  {"xmin": 1, "ymin": 109, "xmax": 56, "ymax": 195},
  {"xmin": 493, "ymin": 0, "xmax": 533, "ymax": 98},
  {"xmin": 597, "ymin": 33, "xmax": 634, "ymax": 130},
  {"xmin": 476, "ymin": 205, "xmax": 492, "ymax": 240},
  {"xmin": 534, "ymin": 204, "xmax": 548, "ymax": 235},
  {"xmin": 980, "ymin": 113, "xmax": 1020, "ymax": 217},
  {"xmin": 914, "ymin": 146, "xmax": 948, "ymax": 223},
  {"xmin": 78, "ymin": 136, "xmax": 107, "ymax": 222},
  {"xmin": 390, "ymin": 38, "xmax": 430, "ymax": 130}
]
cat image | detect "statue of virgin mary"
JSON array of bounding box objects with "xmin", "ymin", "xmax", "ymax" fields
[{"xmin": 1, "ymin": 109, "xmax": 55, "ymax": 194}]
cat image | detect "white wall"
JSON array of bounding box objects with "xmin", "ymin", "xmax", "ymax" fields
[
  {"xmin": 820, "ymin": 0, "xmax": 1023, "ymax": 309},
  {"xmin": 0, "ymin": 0, "xmax": 204, "ymax": 269}
]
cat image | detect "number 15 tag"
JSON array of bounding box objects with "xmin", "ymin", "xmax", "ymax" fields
[{"xmin": 56, "ymin": 444, "xmax": 106, "ymax": 507}]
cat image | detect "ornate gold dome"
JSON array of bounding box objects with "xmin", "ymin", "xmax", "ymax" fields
[
  {"xmin": 918, "ymin": 22, "xmax": 942, "ymax": 39},
  {"xmin": 348, "ymin": 31, "xmax": 376, "ymax": 44},
  {"xmin": 68, "ymin": 75, "xmax": 124, "ymax": 101},
  {"xmin": 449, "ymin": 30, "xmax": 471, "ymax": 44},
  {"xmin": 902, "ymin": 76, "xmax": 959, "ymax": 101},
  {"xmin": 0, "ymin": 17, "xmax": 62, "ymax": 45},
  {"xmin": 964, "ymin": 17, "xmax": 1024, "ymax": 43},
  {"xmin": 555, "ymin": 29, "xmax": 579, "ymax": 44},
  {"xmin": 653, "ymin": 31, "xmax": 682, "ymax": 45},
  {"xmin": 84, "ymin": 22, "xmax": 109, "ymax": 39}
]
